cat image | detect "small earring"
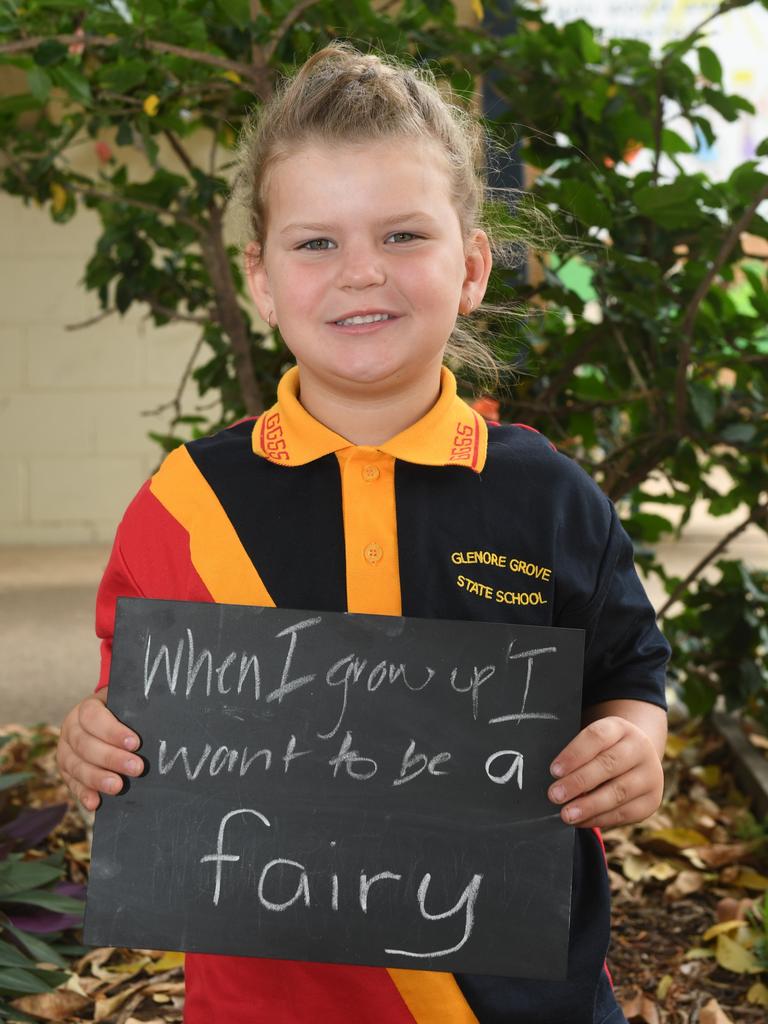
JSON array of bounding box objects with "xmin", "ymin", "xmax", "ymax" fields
[{"xmin": 267, "ymin": 310, "xmax": 276, "ymax": 329}]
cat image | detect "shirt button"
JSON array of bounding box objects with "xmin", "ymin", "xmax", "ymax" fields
[
  {"xmin": 362, "ymin": 464, "xmax": 380, "ymax": 482},
  {"xmin": 364, "ymin": 543, "xmax": 383, "ymax": 565}
]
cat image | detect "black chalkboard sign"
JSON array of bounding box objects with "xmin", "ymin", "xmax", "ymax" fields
[{"xmin": 84, "ymin": 598, "xmax": 584, "ymax": 980}]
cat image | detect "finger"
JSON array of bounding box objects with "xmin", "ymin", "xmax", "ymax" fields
[
  {"xmin": 550, "ymin": 717, "xmax": 626, "ymax": 778},
  {"xmin": 548, "ymin": 735, "xmax": 637, "ymax": 805},
  {"xmin": 67, "ymin": 728, "xmax": 144, "ymax": 780},
  {"xmin": 78, "ymin": 694, "xmax": 140, "ymax": 751},
  {"xmin": 572, "ymin": 794, "xmax": 659, "ymax": 831},
  {"xmin": 60, "ymin": 766, "xmax": 101, "ymax": 812},
  {"xmin": 557, "ymin": 767, "xmax": 656, "ymax": 825},
  {"xmin": 57, "ymin": 736, "xmax": 136, "ymax": 799}
]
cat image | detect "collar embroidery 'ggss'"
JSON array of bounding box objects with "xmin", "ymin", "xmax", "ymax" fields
[
  {"xmin": 451, "ymin": 549, "xmax": 553, "ymax": 607},
  {"xmin": 448, "ymin": 419, "xmax": 479, "ymax": 467},
  {"xmin": 261, "ymin": 412, "xmax": 290, "ymax": 462}
]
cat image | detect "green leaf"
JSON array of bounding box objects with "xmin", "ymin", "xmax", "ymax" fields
[
  {"xmin": 1, "ymin": 924, "xmax": 67, "ymax": 969},
  {"xmin": 661, "ymin": 128, "xmax": 693, "ymax": 155},
  {"xmin": 0, "ymin": 941, "xmax": 34, "ymax": 971},
  {"xmin": 0, "ymin": 774, "xmax": 32, "ymax": 793},
  {"xmin": 116, "ymin": 121, "xmax": 134, "ymax": 147},
  {"xmin": 0, "ymin": 966, "xmax": 57, "ymax": 996},
  {"xmin": 216, "ymin": 0, "xmax": 251, "ymax": 27},
  {"xmin": 698, "ymin": 46, "xmax": 722, "ymax": 84},
  {"xmin": 1, "ymin": 891, "xmax": 84, "ymax": 915},
  {"xmin": 32, "ymin": 40, "xmax": 68, "ymax": 68},
  {"xmin": 49, "ymin": 64, "xmax": 92, "ymax": 106},
  {"xmin": 26, "ymin": 66, "xmax": 52, "ymax": 105},
  {"xmin": 720, "ymin": 423, "xmax": 757, "ymax": 444},
  {"xmin": 0, "ymin": 859, "xmax": 62, "ymax": 897},
  {"xmin": 634, "ymin": 178, "xmax": 701, "ymax": 227},
  {"xmin": 757, "ymin": 137, "xmax": 768, "ymax": 158},
  {"xmin": 689, "ymin": 381, "xmax": 717, "ymax": 430},
  {"xmin": 559, "ymin": 180, "xmax": 612, "ymax": 228},
  {"xmin": 96, "ymin": 59, "xmax": 153, "ymax": 94}
]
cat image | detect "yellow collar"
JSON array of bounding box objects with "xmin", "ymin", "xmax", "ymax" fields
[{"xmin": 252, "ymin": 366, "xmax": 487, "ymax": 473}]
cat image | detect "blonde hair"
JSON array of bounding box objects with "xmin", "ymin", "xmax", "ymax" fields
[{"xmin": 229, "ymin": 41, "xmax": 550, "ymax": 391}]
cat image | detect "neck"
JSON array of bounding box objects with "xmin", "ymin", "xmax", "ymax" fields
[{"xmin": 295, "ymin": 364, "xmax": 444, "ymax": 446}]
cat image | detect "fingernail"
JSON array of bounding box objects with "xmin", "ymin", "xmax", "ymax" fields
[
  {"xmin": 124, "ymin": 736, "xmax": 139, "ymax": 751},
  {"xmin": 551, "ymin": 784, "xmax": 565, "ymax": 802},
  {"xmin": 551, "ymin": 761, "xmax": 564, "ymax": 777},
  {"xmin": 565, "ymin": 806, "xmax": 582, "ymax": 822},
  {"xmin": 124, "ymin": 758, "xmax": 141, "ymax": 775},
  {"xmin": 103, "ymin": 777, "xmax": 120, "ymax": 794}
]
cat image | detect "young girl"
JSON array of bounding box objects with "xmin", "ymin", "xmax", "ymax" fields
[{"xmin": 57, "ymin": 42, "xmax": 668, "ymax": 1024}]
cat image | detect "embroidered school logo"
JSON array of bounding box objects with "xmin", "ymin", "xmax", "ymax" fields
[
  {"xmin": 447, "ymin": 416, "xmax": 481, "ymax": 469},
  {"xmin": 450, "ymin": 550, "xmax": 553, "ymax": 607},
  {"xmin": 259, "ymin": 411, "xmax": 290, "ymax": 462}
]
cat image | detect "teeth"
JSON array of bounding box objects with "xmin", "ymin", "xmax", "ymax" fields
[{"xmin": 336, "ymin": 313, "xmax": 392, "ymax": 326}]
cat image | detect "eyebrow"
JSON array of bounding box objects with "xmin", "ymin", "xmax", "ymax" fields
[{"xmin": 279, "ymin": 212, "xmax": 436, "ymax": 235}]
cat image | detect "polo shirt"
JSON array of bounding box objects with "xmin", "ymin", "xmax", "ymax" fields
[{"xmin": 95, "ymin": 365, "xmax": 669, "ymax": 1023}]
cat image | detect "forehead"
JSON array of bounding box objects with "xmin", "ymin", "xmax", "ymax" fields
[{"xmin": 264, "ymin": 136, "xmax": 454, "ymax": 221}]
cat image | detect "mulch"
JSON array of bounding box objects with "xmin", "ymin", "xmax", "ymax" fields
[{"xmin": 2, "ymin": 718, "xmax": 766, "ymax": 1023}]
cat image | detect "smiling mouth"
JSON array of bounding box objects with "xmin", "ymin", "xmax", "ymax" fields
[{"xmin": 332, "ymin": 313, "xmax": 397, "ymax": 327}]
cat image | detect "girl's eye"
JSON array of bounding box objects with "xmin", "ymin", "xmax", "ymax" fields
[
  {"xmin": 299, "ymin": 238, "xmax": 335, "ymax": 251},
  {"xmin": 387, "ymin": 232, "xmax": 419, "ymax": 243}
]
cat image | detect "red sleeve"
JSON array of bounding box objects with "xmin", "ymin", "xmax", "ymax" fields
[{"xmin": 95, "ymin": 479, "xmax": 213, "ymax": 690}]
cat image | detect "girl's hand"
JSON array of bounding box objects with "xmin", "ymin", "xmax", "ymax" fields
[
  {"xmin": 56, "ymin": 688, "xmax": 143, "ymax": 811},
  {"xmin": 547, "ymin": 714, "xmax": 664, "ymax": 830}
]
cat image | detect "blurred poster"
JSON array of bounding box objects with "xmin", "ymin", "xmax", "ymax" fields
[{"xmin": 540, "ymin": 0, "xmax": 768, "ymax": 179}]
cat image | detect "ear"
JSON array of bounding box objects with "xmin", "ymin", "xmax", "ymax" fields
[
  {"xmin": 462, "ymin": 229, "xmax": 493, "ymax": 309},
  {"xmin": 244, "ymin": 240, "xmax": 274, "ymax": 323}
]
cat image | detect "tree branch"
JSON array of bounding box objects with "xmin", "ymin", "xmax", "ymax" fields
[
  {"xmin": 657, "ymin": 500, "xmax": 768, "ymax": 618},
  {"xmin": 142, "ymin": 333, "xmax": 207, "ymax": 422},
  {"xmin": 143, "ymin": 300, "xmax": 212, "ymax": 325},
  {"xmin": 200, "ymin": 204, "xmax": 264, "ymax": 414},
  {"xmin": 660, "ymin": 0, "xmax": 752, "ymax": 67},
  {"xmin": 162, "ymin": 128, "xmax": 199, "ymax": 178},
  {"xmin": 67, "ymin": 182, "xmax": 204, "ymax": 234},
  {"xmin": 263, "ymin": 0, "xmax": 323, "ymax": 64},
  {"xmin": 65, "ymin": 307, "xmax": 118, "ymax": 331},
  {"xmin": 674, "ymin": 179, "xmax": 768, "ymax": 435},
  {"xmin": 0, "ymin": 34, "xmax": 266, "ymax": 91}
]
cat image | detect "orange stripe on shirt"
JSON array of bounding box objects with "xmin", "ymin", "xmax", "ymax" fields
[
  {"xmin": 336, "ymin": 445, "xmax": 478, "ymax": 1024},
  {"xmin": 149, "ymin": 444, "xmax": 275, "ymax": 608}
]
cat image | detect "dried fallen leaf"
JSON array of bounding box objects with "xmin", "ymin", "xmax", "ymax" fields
[
  {"xmin": 715, "ymin": 933, "xmax": 761, "ymax": 974},
  {"xmin": 621, "ymin": 988, "xmax": 660, "ymax": 1024},
  {"xmin": 664, "ymin": 870, "xmax": 704, "ymax": 902},
  {"xmin": 702, "ymin": 920, "xmax": 744, "ymax": 941},
  {"xmin": 683, "ymin": 946, "xmax": 715, "ymax": 960},
  {"xmin": 690, "ymin": 764, "xmax": 722, "ymax": 787},
  {"xmin": 94, "ymin": 980, "xmax": 147, "ymax": 1021},
  {"xmin": 665, "ymin": 735, "xmax": 691, "ymax": 758},
  {"xmin": 720, "ymin": 866, "xmax": 768, "ymax": 890},
  {"xmin": 699, "ymin": 997, "xmax": 734, "ymax": 1024},
  {"xmin": 690, "ymin": 841, "xmax": 759, "ymax": 868},
  {"xmin": 641, "ymin": 827, "xmax": 710, "ymax": 851},
  {"xmin": 656, "ymin": 974, "xmax": 673, "ymax": 1001},
  {"xmin": 145, "ymin": 950, "xmax": 184, "ymax": 973},
  {"xmin": 747, "ymin": 981, "xmax": 768, "ymax": 1006},
  {"xmin": 10, "ymin": 990, "xmax": 91, "ymax": 1021},
  {"xmin": 623, "ymin": 854, "xmax": 653, "ymax": 881},
  {"xmin": 647, "ymin": 860, "xmax": 678, "ymax": 882}
]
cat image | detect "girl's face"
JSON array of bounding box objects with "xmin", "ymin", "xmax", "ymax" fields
[{"xmin": 246, "ymin": 137, "xmax": 491, "ymax": 404}]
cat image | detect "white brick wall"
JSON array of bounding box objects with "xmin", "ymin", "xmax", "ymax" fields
[{"xmin": 0, "ymin": 131, "xmax": 229, "ymax": 543}]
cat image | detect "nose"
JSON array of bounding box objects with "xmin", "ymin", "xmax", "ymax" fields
[{"xmin": 335, "ymin": 238, "xmax": 386, "ymax": 289}]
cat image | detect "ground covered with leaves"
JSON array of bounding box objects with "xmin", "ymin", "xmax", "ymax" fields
[{"xmin": 1, "ymin": 719, "xmax": 766, "ymax": 1023}]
